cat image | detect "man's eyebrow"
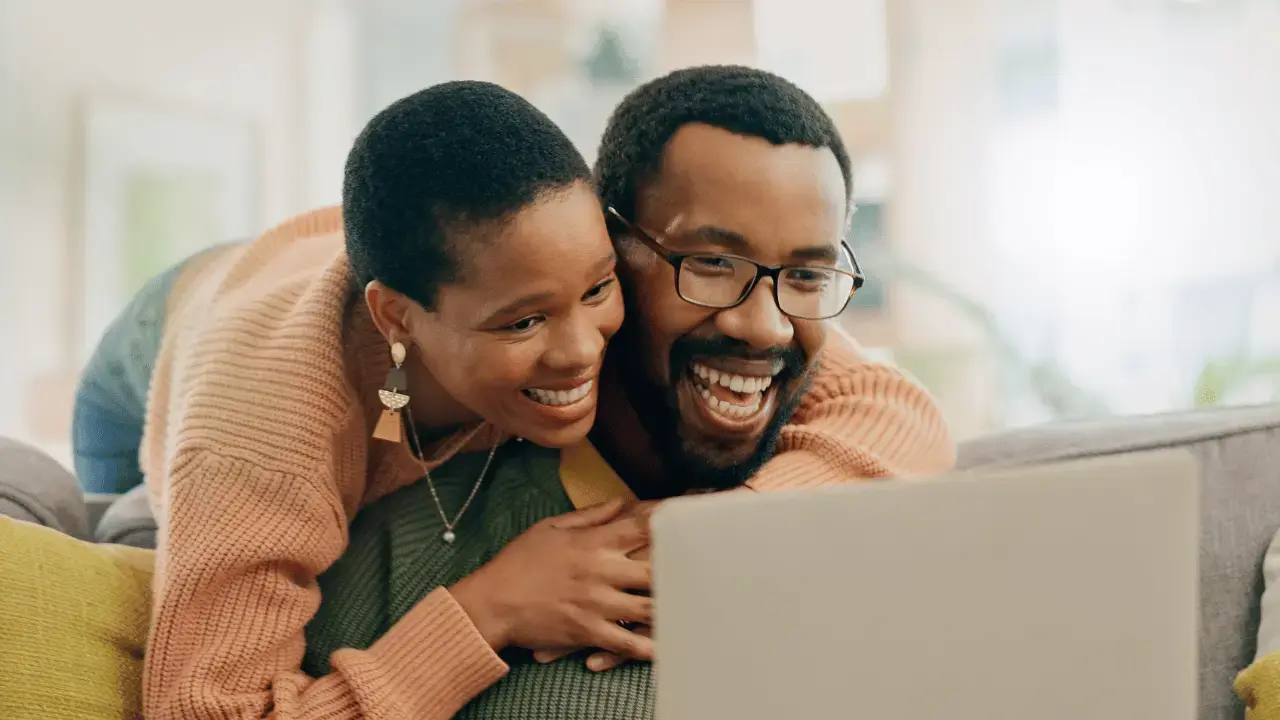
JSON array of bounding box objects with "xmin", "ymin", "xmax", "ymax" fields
[
  {"xmin": 683, "ymin": 226, "xmax": 841, "ymax": 265},
  {"xmin": 787, "ymin": 245, "xmax": 840, "ymax": 265},
  {"xmin": 684, "ymin": 226, "xmax": 750, "ymax": 253}
]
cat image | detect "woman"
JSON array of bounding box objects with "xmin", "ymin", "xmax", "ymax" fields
[{"xmin": 140, "ymin": 81, "xmax": 650, "ymax": 720}]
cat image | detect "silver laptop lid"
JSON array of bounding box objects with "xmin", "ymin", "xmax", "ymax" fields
[{"xmin": 653, "ymin": 449, "xmax": 1199, "ymax": 720}]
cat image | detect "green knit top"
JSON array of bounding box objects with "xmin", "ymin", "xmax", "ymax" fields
[{"xmin": 303, "ymin": 442, "xmax": 654, "ymax": 719}]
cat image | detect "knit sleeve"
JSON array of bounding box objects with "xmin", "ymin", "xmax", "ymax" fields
[
  {"xmin": 143, "ymin": 450, "xmax": 508, "ymax": 720},
  {"xmin": 746, "ymin": 332, "xmax": 956, "ymax": 491}
]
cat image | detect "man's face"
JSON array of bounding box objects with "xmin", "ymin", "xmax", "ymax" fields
[{"xmin": 613, "ymin": 123, "xmax": 849, "ymax": 491}]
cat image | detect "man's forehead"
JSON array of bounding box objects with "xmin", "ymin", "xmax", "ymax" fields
[
  {"xmin": 641, "ymin": 124, "xmax": 849, "ymax": 262},
  {"xmin": 657, "ymin": 123, "xmax": 842, "ymax": 185}
]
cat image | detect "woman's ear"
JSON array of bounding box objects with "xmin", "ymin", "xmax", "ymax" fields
[{"xmin": 364, "ymin": 280, "xmax": 414, "ymax": 343}]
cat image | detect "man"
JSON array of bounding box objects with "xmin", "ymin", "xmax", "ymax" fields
[{"xmin": 589, "ymin": 64, "xmax": 952, "ymax": 498}]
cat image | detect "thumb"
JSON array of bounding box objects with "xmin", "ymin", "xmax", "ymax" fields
[
  {"xmin": 548, "ymin": 497, "xmax": 626, "ymax": 530},
  {"xmin": 534, "ymin": 648, "xmax": 575, "ymax": 664}
]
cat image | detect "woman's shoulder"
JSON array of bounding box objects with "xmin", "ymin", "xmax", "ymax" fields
[
  {"xmin": 174, "ymin": 207, "xmax": 347, "ymax": 323},
  {"xmin": 147, "ymin": 207, "xmax": 365, "ymax": 479}
]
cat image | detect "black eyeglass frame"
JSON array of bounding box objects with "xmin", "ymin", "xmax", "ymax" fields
[{"xmin": 605, "ymin": 206, "xmax": 865, "ymax": 320}]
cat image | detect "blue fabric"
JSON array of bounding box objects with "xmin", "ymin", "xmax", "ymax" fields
[
  {"xmin": 71, "ymin": 393, "xmax": 149, "ymax": 494},
  {"xmin": 71, "ymin": 258, "xmax": 188, "ymax": 494}
]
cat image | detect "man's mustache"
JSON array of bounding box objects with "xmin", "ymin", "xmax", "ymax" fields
[{"xmin": 669, "ymin": 335, "xmax": 806, "ymax": 375}]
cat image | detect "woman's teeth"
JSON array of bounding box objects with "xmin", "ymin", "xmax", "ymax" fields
[
  {"xmin": 524, "ymin": 380, "xmax": 593, "ymax": 407},
  {"xmin": 689, "ymin": 362, "xmax": 773, "ymax": 419}
]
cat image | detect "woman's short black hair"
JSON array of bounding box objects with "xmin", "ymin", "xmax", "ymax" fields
[
  {"xmin": 594, "ymin": 65, "xmax": 852, "ymax": 221},
  {"xmin": 344, "ymin": 80, "xmax": 591, "ymax": 309}
]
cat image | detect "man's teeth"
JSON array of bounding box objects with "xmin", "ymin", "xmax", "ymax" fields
[
  {"xmin": 697, "ymin": 387, "xmax": 761, "ymax": 417},
  {"xmin": 689, "ymin": 362, "xmax": 772, "ymax": 419},
  {"xmin": 690, "ymin": 362, "xmax": 774, "ymax": 393},
  {"xmin": 525, "ymin": 380, "xmax": 593, "ymax": 407}
]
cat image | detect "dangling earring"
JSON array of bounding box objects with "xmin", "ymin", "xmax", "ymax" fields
[{"xmin": 373, "ymin": 341, "xmax": 409, "ymax": 443}]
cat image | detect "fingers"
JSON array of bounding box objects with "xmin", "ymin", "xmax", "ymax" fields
[
  {"xmin": 590, "ymin": 513, "xmax": 651, "ymax": 552},
  {"xmin": 598, "ymin": 554, "xmax": 651, "ymax": 592},
  {"xmin": 587, "ymin": 651, "xmax": 625, "ymax": 672},
  {"xmin": 549, "ymin": 497, "xmax": 626, "ymax": 530},
  {"xmin": 597, "ymin": 588, "xmax": 652, "ymax": 625},
  {"xmin": 588, "ymin": 624, "xmax": 652, "ymax": 671},
  {"xmin": 589, "ymin": 621, "xmax": 655, "ymax": 663},
  {"xmin": 586, "ymin": 652, "xmax": 623, "ymax": 672},
  {"xmin": 533, "ymin": 647, "xmax": 576, "ymax": 664},
  {"xmin": 536, "ymin": 623, "xmax": 655, "ymax": 670}
]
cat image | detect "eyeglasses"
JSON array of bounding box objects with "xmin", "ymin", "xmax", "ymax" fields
[{"xmin": 605, "ymin": 207, "xmax": 865, "ymax": 321}]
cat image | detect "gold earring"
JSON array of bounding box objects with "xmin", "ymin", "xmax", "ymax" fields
[{"xmin": 373, "ymin": 341, "xmax": 409, "ymax": 443}]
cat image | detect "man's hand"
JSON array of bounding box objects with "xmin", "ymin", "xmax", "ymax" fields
[{"xmin": 449, "ymin": 500, "xmax": 659, "ymax": 661}]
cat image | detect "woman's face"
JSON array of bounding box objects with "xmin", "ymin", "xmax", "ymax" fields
[{"xmin": 405, "ymin": 182, "xmax": 624, "ymax": 448}]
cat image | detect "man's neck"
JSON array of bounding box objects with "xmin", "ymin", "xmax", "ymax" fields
[{"xmin": 589, "ymin": 359, "xmax": 682, "ymax": 500}]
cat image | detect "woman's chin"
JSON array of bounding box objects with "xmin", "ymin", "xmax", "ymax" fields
[
  {"xmin": 505, "ymin": 390, "xmax": 599, "ymax": 448},
  {"xmin": 512, "ymin": 417, "xmax": 596, "ymax": 448}
]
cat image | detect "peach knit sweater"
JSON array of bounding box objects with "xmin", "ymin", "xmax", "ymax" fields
[{"xmin": 139, "ymin": 206, "xmax": 955, "ymax": 720}]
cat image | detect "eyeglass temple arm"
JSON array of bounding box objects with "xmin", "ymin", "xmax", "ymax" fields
[{"xmin": 606, "ymin": 207, "xmax": 674, "ymax": 261}]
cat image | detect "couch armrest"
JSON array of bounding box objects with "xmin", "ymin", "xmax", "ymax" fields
[
  {"xmin": 0, "ymin": 437, "xmax": 89, "ymax": 539},
  {"xmin": 84, "ymin": 493, "xmax": 120, "ymax": 535},
  {"xmin": 94, "ymin": 485, "xmax": 156, "ymax": 549}
]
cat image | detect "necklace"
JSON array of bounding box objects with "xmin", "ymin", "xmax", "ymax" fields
[{"xmin": 404, "ymin": 405, "xmax": 500, "ymax": 544}]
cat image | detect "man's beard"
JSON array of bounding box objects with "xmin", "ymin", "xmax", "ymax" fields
[{"xmin": 616, "ymin": 326, "xmax": 812, "ymax": 493}]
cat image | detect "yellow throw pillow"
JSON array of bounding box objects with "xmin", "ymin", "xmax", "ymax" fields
[
  {"xmin": 1237, "ymin": 652, "xmax": 1280, "ymax": 719},
  {"xmin": 0, "ymin": 516, "xmax": 154, "ymax": 720}
]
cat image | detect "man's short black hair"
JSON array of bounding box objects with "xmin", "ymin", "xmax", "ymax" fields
[
  {"xmin": 594, "ymin": 65, "xmax": 853, "ymax": 221},
  {"xmin": 344, "ymin": 80, "xmax": 590, "ymax": 309}
]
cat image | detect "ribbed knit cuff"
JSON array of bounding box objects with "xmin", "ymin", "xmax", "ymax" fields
[
  {"xmin": 746, "ymin": 449, "xmax": 844, "ymax": 491},
  {"xmin": 343, "ymin": 587, "xmax": 508, "ymax": 718}
]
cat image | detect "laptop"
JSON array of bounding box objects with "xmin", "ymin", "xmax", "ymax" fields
[{"xmin": 652, "ymin": 449, "xmax": 1200, "ymax": 720}]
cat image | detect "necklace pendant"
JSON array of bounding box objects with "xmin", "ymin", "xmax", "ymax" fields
[{"xmin": 442, "ymin": 530, "xmax": 456, "ymax": 544}]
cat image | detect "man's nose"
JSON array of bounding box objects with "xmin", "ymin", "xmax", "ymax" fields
[{"xmin": 713, "ymin": 279, "xmax": 795, "ymax": 350}]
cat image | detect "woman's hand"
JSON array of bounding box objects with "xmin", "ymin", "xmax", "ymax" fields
[
  {"xmin": 530, "ymin": 543, "xmax": 652, "ymax": 671},
  {"xmin": 449, "ymin": 499, "xmax": 657, "ymax": 661}
]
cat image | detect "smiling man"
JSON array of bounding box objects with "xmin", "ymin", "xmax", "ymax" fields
[{"xmin": 589, "ymin": 65, "xmax": 953, "ymax": 497}]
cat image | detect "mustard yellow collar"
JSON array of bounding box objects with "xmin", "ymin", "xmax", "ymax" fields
[{"xmin": 558, "ymin": 441, "xmax": 637, "ymax": 509}]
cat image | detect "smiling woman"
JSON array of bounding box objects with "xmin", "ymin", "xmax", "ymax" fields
[
  {"xmin": 129, "ymin": 80, "xmax": 639, "ymax": 720},
  {"xmin": 361, "ymin": 182, "xmax": 622, "ymax": 449}
]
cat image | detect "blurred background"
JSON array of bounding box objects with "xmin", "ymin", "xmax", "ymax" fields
[{"xmin": 1, "ymin": 0, "xmax": 1278, "ymax": 468}]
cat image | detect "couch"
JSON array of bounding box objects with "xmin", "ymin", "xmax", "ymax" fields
[
  {"xmin": 2, "ymin": 403, "xmax": 1279, "ymax": 719},
  {"xmin": 0, "ymin": 436, "xmax": 154, "ymax": 548},
  {"xmin": 957, "ymin": 402, "xmax": 1280, "ymax": 720}
]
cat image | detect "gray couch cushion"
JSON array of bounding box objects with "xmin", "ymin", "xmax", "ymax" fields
[
  {"xmin": 958, "ymin": 403, "xmax": 1280, "ymax": 720},
  {"xmin": 95, "ymin": 483, "xmax": 156, "ymax": 548},
  {"xmin": 0, "ymin": 437, "xmax": 89, "ymax": 539}
]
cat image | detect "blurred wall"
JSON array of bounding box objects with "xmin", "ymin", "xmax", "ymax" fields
[
  {"xmin": 6, "ymin": 0, "xmax": 1277, "ymax": 460},
  {"xmin": 0, "ymin": 0, "xmax": 345, "ymax": 451}
]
